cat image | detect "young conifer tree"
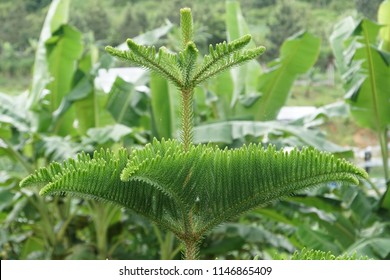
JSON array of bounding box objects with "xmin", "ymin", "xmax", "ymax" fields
[{"xmin": 21, "ymin": 8, "xmax": 367, "ymax": 260}]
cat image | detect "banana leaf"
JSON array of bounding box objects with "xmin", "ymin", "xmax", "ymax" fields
[
  {"xmin": 150, "ymin": 72, "xmax": 181, "ymax": 139},
  {"xmin": 45, "ymin": 24, "xmax": 83, "ymax": 135},
  {"xmin": 28, "ymin": 0, "xmax": 70, "ymax": 109},
  {"xmin": 330, "ymin": 18, "xmax": 390, "ymax": 208},
  {"xmin": 193, "ymin": 120, "xmax": 352, "ymax": 156},
  {"xmin": 255, "ymin": 32, "xmax": 321, "ymax": 120},
  {"xmin": 105, "ymin": 75, "xmax": 150, "ymax": 129},
  {"xmin": 225, "ymin": 1, "xmax": 262, "ymax": 107},
  {"xmin": 378, "ymin": 0, "xmax": 390, "ymax": 52}
]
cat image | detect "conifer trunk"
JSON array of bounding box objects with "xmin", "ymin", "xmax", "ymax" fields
[{"xmin": 181, "ymin": 89, "xmax": 193, "ymax": 151}]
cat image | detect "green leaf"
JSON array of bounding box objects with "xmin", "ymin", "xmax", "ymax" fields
[
  {"xmin": 45, "ymin": 24, "xmax": 83, "ymax": 110},
  {"xmin": 132, "ymin": 21, "xmax": 173, "ymax": 46},
  {"xmin": 83, "ymin": 124, "xmax": 133, "ymax": 145},
  {"xmin": 203, "ymin": 71, "xmax": 234, "ymax": 120},
  {"xmin": 329, "ymin": 17, "xmax": 356, "ymax": 75},
  {"xmin": 255, "ymin": 208, "xmax": 298, "ymax": 226},
  {"xmin": 45, "ymin": 24, "xmax": 83, "ymax": 135},
  {"xmin": 330, "ymin": 18, "xmax": 390, "ymax": 208},
  {"xmin": 105, "ymin": 76, "xmax": 149, "ymax": 128},
  {"xmin": 256, "ymin": 32, "xmax": 321, "ymax": 120},
  {"xmin": 28, "ymin": 0, "xmax": 70, "ymax": 109},
  {"xmin": 39, "ymin": 135, "xmax": 91, "ymax": 162},
  {"xmin": 295, "ymin": 224, "xmax": 342, "ymax": 254},
  {"xmin": 150, "ymin": 72, "xmax": 180, "ymax": 139},
  {"xmin": 193, "ymin": 121, "xmax": 352, "ymax": 156},
  {"xmin": 61, "ymin": 45, "xmax": 102, "ymax": 134},
  {"xmin": 378, "ymin": 0, "xmax": 390, "ymax": 51},
  {"xmin": 113, "ymin": 21, "xmax": 174, "ymax": 51},
  {"xmin": 225, "ymin": 1, "xmax": 263, "ymax": 106},
  {"xmin": 0, "ymin": 92, "xmax": 31, "ymax": 132},
  {"xmin": 344, "ymin": 20, "xmax": 390, "ymax": 131},
  {"xmin": 299, "ymin": 209, "xmax": 356, "ymax": 250},
  {"xmin": 346, "ymin": 237, "xmax": 390, "ymax": 259}
]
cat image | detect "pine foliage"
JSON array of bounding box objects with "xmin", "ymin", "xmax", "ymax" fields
[
  {"xmin": 21, "ymin": 139, "xmax": 367, "ymax": 241},
  {"xmin": 106, "ymin": 7, "xmax": 266, "ymax": 152},
  {"xmin": 105, "ymin": 33, "xmax": 265, "ymax": 90},
  {"xmin": 289, "ymin": 248, "xmax": 369, "ymax": 260},
  {"xmin": 19, "ymin": 7, "xmax": 369, "ymax": 259}
]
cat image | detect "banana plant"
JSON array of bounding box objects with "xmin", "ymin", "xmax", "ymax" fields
[
  {"xmin": 330, "ymin": 14, "xmax": 390, "ymax": 209},
  {"xmin": 21, "ymin": 8, "xmax": 367, "ymax": 260}
]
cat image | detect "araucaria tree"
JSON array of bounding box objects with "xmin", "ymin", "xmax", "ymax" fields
[{"xmin": 21, "ymin": 8, "xmax": 367, "ymax": 260}]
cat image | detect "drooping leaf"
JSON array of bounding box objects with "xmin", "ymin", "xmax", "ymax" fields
[
  {"xmin": 82, "ymin": 124, "xmax": 133, "ymax": 146},
  {"xmin": 378, "ymin": 0, "xmax": 390, "ymax": 51},
  {"xmin": 0, "ymin": 92, "xmax": 31, "ymax": 132},
  {"xmin": 45, "ymin": 24, "xmax": 83, "ymax": 110},
  {"xmin": 341, "ymin": 20, "xmax": 390, "ymax": 131},
  {"xmin": 116, "ymin": 20, "xmax": 174, "ymax": 49},
  {"xmin": 28, "ymin": 0, "xmax": 70, "ymax": 109},
  {"xmin": 45, "ymin": 24, "xmax": 83, "ymax": 135},
  {"xmin": 150, "ymin": 72, "xmax": 181, "ymax": 139},
  {"xmin": 255, "ymin": 32, "xmax": 321, "ymax": 120},
  {"xmin": 39, "ymin": 135, "xmax": 92, "ymax": 162},
  {"xmin": 225, "ymin": 1, "xmax": 263, "ymax": 107},
  {"xmin": 193, "ymin": 120, "xmax": 352, "ymax": 156},
  {"xmin": 53, "ymin": 44, "xmax": 104, "ymax": 134},
  {"xmin": 330, "ymin": 18, "xmax": 390, "ymax": 208},
  {"xmin": 346, "ymin": 237, "xmax": 390, "ymax": 259},
  {"xmin": 105, "ymin": 76, "xmax": 149, "ymax": 128},
  {"xmin": 329, "ymin": 16, "xmax": 356, "ymax": 74},
  {"xmin": 295, "ymin": 224, "xmax": 342, "ymax": 254}
]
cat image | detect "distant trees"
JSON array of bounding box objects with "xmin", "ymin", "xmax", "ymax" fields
[
  {"xmin": 0, "ymin": 0, "xmax": 386, "ymax": 80},
  {"xmin": 265, "ymin": 0, "xmax": 307, "ymax": 60},
  {"xmin": 70, "ymin": 1, "xmax": 111, "ymax": 42},
  {"xmin": 355, "ymin": 0, "xmax": 383, "ymax": 20},
  {"xmin": 0, "ymin": 0, "xmax": 45, "ymax": 50}
]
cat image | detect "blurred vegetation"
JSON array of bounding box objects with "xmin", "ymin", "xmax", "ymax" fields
[
  {"xmin": 0, "ymin": 0, "xmax": 389, "ymax": 260},
  {"xmin": 0, "ymin": 0, "xmax": 380, "ymax": 84}
]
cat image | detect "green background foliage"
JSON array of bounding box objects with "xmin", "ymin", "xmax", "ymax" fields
[{"xmin": 0, "ymin": 0, "xmax": 389, "ymax": 260}]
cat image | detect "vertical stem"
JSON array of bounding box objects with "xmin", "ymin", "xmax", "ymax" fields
[
  {"xmin": 180, "ymin": 8, "xmax": 195, "ymax": 151},
  {"xmin": 379, "ymin": 128, "xmax": 390, "ymax": 206},
  {"xmin": 181, "ymin": 89, "xmax": 193, "ymax": 151},
  {"xmin": 184, "ymin": 239, "xmax": 199, "ymax": 260},
  {"xmin": 180, "ymin": 8, "xmax": 193, "ymax": 48},
  {"xmin": 380, "ymin": 128, "xmax": 389, "ymax": 180}
]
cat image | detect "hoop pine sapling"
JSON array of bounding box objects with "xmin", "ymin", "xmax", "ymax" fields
[{"xmin": 21, "ymin": 8, "xmax": 368, "ymax": 260}]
